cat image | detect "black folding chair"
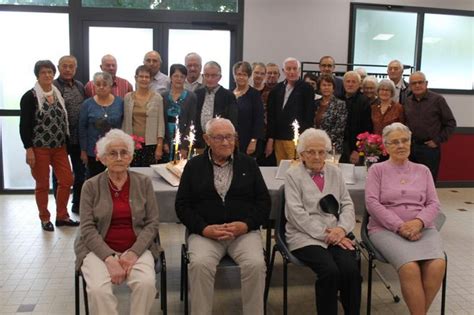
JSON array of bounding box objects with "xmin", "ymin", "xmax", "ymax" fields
[
  {"xmin": 75, "ymin": 235, "xmax": 167, "ymax": 315},
  {"xmin": 360, "ymin": 210, "xmax": 447, "ymax": 315}
]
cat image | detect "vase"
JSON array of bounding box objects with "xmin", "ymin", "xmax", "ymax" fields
[{"xmin": 364, "ymin": 156, "xmax": 378, "ymax": 171}]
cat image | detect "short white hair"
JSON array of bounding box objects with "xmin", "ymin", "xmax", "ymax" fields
[
  {"xmin": 205, "ymin": 117, "xmax": 236, "ymax": 135},
  {"xmin": 388, "ymin": 59, "xmax": 404, "ymax": 69},
  {"xmin": 282, "ymin": 57, "xmax": 301, "ymax": 70},
  {"xmin": 377, "ymin": 79, "xmax": 396, "ymax": 96},
  {"xmin": 355, "ymin": 67, "xmax": 367, "ymax": 77},
  {"xmin": 96, "ymin": 129, "xmax": 135, "ymax": 158},
  {"xmin": 343, "ymin": 71, "xmax": 361, "ymax": 83},
  {"xmin": 185, "ymin": 52, "xmax": 202, "ymax": 64},
  {"xmin": 297, "ymin": 128, "xmax": 332, "ymax": 154},
  {"xmin": 362, "ymin": 76, "xmax": 378, "ymax": 87},
  {"xmin": 382, "ymin": 123, "xmax": 412, "ymax": 145}
]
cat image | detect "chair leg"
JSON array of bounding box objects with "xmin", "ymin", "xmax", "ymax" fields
[
  {"xmin": 283, "ymin": 261, "xmax": 288, "ymax": 315},
  {"xmin": 441, "ymin": 252, "xmax": 447, "ymax": 315},
  {"xmin": 264, "ymin": 246, "xmax": 277, "ymax": 304},
  {"xmin": 161, "ymin": 265, "xmax": 167, "ymax": 315},
  {"xmin": 75, "ymin": 272, "xmax": 80, "ymax": 315},
  {"xmin": 367, "ymin": 254, "xmax": 373, "ymax": 315},
  {"xmin": 184, "ymin": 259, "xmax": 189, "ymax": 315}
]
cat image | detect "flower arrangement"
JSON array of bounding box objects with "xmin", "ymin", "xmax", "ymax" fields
[
  {"xmin": 131, "ymin": 134, "xmax": 145, "ymax": 150},
  {"xmin": 356, "ymin": 132, "xmax": 387, "ymax": 164}
]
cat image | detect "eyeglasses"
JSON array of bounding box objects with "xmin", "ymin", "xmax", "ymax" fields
[
  {"xmin": 107, "ymin": 149, "xmax": 131, "ymax": 160},
  {"xmin": 203, "ymin": 73, "xmax": 221, "ymax": 79},
  {"xmin": 209, "ymin": 134, "xmax": 236, "ymax": 142},
  {"xmin": 386, "ymin": 138, "xmax": 410, "ymax": 146},
  {"xmin": 302, "ymin": 149, "xmax": 327, "ymax": 157},
  {"xmin": 410, "ymin": 80, "xmax": 426, "ymax": 86}
]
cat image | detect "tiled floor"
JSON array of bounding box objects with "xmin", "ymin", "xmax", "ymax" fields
[{"xmin": 0, "ymin": 188, "xmax": 473, "ymax": 314}]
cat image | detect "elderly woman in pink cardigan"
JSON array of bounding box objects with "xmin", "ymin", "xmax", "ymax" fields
[{"xmin": 365, "ymin": 122, "xmax": 445, "ymax": 315}]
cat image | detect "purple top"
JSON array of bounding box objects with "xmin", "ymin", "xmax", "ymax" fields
[{"xmin": 365, "ymin": 160, "xmax": 440, "ymax": 234}]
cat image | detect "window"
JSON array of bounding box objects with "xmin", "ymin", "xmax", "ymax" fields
[
  {"xmin": 0, "ymin": 0, "xmax": 67, "ymax": 5},
  {"xmin": 0, "ymin": 11, "xmax": 69, "ymax": 110},
  {"xmin": 82, "ymin": 0, "xmax": 238, "ymax": 12},
  {"xmin": 88, "ymin": 26, "xmax": 154, "ymax": 85},
  {"xmin": 168, "ymin": 29, "xmax": 231, "ymax": 88},
  {"xmin": 352, "ymin": 9, "xmax": 417, "ymax": 75},
  {"xmin": 350, "ymin": 4, "xmax": 473, "ymax": 92},
  {"xmin": 421, "ymin": 14, "xmax": 473, "ymax": 90}
]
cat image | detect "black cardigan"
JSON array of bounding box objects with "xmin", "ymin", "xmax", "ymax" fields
[
  {"xmin": 194, "ymin": 86, "xmax": 238, "ymax": 148},
  {"xmin": 175, "ymin": 151, "xmax": 271, "ymax": 235}
]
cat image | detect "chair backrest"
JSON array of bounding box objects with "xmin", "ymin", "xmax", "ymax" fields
[{"xmin": 275, "ymin": 186, "xmax": 306, "ymax": 266}]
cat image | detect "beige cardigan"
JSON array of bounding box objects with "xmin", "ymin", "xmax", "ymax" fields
[
  {"xmin": 74, "ymin": 171, "xmax": 161, "ymax": 270},
  {"xmin": 122, "ymin": 91, "xmax": 165, "ymax": 145}
]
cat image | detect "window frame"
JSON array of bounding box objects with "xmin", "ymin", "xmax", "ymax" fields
[
  {"xmin": 348, "ymin": 3, "xmax": 473, "ymax": 95},
  {"xmin": 0, "ymin": 0, "xmax": 244, "ymax": 192}
]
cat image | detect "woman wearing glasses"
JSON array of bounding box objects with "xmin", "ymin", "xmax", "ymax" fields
[
  {"xmin": 285, "ymin": 128, "xmax": 361, "ymax": 315},
  {"xmin": 365, "ymin": 122, "xmax": 445, "ymax": 315},
  {"xmin": 371, "ymin": 79, "xmax": 404, "ymax": 135},
  {"xmin": 79, "ymin": 72, "xmax": 124, "ymax": 178},
  {"xmin": 232, "ymin": 61, "xmax": 264, "ymax": 157},
  {"xmin": 75, "ymin": 129, "xmax": 161, "ymax": 315},
  {"xmin": 20, "ymin": 60, "xmax": 78, "ymax": 231}
]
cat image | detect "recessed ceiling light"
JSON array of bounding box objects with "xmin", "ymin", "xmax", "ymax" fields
[{"xmin": 372, "ymin": 33, "xmax": 394, "ymax": 40}]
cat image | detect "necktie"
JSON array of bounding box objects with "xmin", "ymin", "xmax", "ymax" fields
[{"xmin": 312, "ymin": 173, "xmax": 324, "ymax": 192}]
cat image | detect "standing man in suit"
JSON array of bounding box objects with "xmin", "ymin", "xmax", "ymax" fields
[
  {"xmin": 318, "ymin": 56, "xmax": 344, "ymax": 99},
  {"xmin": 387, "ymin": 59, "xmax": 410, "ymax": 105},
  {"xmin": 194, "ymin": 61, "xmax": 237, "ymax": 151},
  {"xmin": 265, "ymin": 57, "xmax": 314, "ymax": 164}
]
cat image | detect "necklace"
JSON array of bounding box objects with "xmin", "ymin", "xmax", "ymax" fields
[
  {"xmin": 101, "ymin": 106, "xmax": 109, "ymax": 118},
  {"xmin": 108, "ymin": 177, "xmax": 122, "ymax": 197}
]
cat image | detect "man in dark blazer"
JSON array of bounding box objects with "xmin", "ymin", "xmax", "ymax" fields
[
  {"xmin": 387, "ymin": 59, "xmax": 411, "ymax": 105},
  {"xmin": 265, "ymin": 57, "xmax": 315, "ymax": 164},
  {"xmin": 194, "ymin": 61, "xmax": 237, "ymax": 150}
]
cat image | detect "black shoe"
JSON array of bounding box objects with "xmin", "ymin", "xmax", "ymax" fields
[
  {"xmin": 55, "ymin": 219, "xmax": 80, "ymax": 227},
  {"xmin": 71, "ymin": 204, "xmax": 79, "ymax": 214},
  {"xmin": 41, "ymin": 221, "xmax": 55, "ymax": 232}
]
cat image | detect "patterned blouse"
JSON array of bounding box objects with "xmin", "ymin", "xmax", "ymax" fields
[
  {"xmin": 371, "ymin": 100, "xmax": 405, "ymax": 135},
  {"xmin": 32, "ymin": 98, "xmax": 68, "ymax": 148},
  {"xmin": 314, "ymin": 96, "xmax": 347, "ymax": 153}
]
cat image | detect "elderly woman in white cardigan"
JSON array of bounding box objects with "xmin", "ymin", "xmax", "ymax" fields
[{"xmin": 284, "ymin": 128, "xmax": 361, "ymax": 315}]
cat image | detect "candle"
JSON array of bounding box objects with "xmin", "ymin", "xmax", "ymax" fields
[
  {"xmin": 291, "ymin": 119, "xmax": 300, "ymax": 159},
  {"xmin": 186, "ymin": 122, "xmax": 196, "ymax": 159},
  {"xmin": 173, "ymin": 116, "xmax": 181, "ymax": 163}
]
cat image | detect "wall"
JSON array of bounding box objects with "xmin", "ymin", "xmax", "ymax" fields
[{"xmin": 243, "ymin": 0, "xmax": 474, "ymax": 127}]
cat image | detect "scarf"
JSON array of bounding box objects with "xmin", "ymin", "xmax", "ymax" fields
[{"xmin": 33, "ymin": 81, "xmax": 69, "ymax": 135}]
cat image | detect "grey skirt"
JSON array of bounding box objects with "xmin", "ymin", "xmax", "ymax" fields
[{"xmin": 369, "ymin": 228, "xmax": 444, "ymax": 270}]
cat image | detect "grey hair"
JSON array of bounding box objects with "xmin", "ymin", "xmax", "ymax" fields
[
  {"xmin": 96, "ymin": 129, "xmax": 135, "ymax": 159},
  {"xmin": 185, "ymin": 52, "xmax": 202, "ymax": 64},
  {"xmin": 282, "ymin": 57, "xmax": 301, "ymax": 70},
  {"xmin": 355, "ymin": 67, "xmax": 367, "ymax": 78},
  {"xmin": 205, "ymin": 117, "xmax": 235, "ymax": 135},
  {"xmin": 343, "ymin": 71, "xmax": 361, "ymax": 83},
  {"xmin": 377, "ymin": 79, "xmax": 396, "ymax": 96},
  {"xmin": 297, "ymin": 128, "xmax": 332, "ymax": 154},
  {"xmin": 410, "ymin": 71, "xmax": 427, "ymax": 82},
  {"xmin": 382, "ymin": 122, "xmax": 412, "ymax": 145},
  {"xmin": 204, "ymin": 61, "xmax": 221, "ymax": 74},
  {"xmin": 362, "ymin": 76, "xmax": 378, "ymax": 87},
  {"xmin": 388, "ymin": 59, "xmax": 404, "ymax": 70},
  {"xmin": 93, "ymin": 71, "xmax": 113, "ymax": 87}
]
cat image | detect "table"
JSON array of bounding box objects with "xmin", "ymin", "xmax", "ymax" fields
[{"xmin": 132, "ymin": 166, "xmax": 367, "ymax": 223}]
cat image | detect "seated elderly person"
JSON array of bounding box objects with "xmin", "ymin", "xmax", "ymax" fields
[
  {"xmin": 365, "ymin": 122, "xmax": 445, "ymax": 315},
  {"xmin": 74, "ymin": 129, "xmax": 161, "ymax": 315},
  {"xmin": 176, "ymin": 118, "xmax": 271, "ymax": 315},
  {"xmin": 285, "ymin": 128, "xmax": 361, "ymax": 315}
]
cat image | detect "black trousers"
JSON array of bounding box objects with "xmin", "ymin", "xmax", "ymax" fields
[
  {"xmin": 410, "ymin": 143, "xmax": 441, "ymax": 183},
  {"xmin": 292, "ymin": 245, "xmax": 361, "ymax": 315},
  {"xmin": 86, "ymin": 156, "xmax": 106, "ymax": 179}
]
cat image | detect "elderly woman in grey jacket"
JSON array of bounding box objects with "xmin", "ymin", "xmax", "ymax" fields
[
  {"xmin": 284, "ymin": 128, "xmax": 361, "ymax": 315},
  {"xmin": 74, "ymin": 129, "xmax": 161, "ymax": 315}
]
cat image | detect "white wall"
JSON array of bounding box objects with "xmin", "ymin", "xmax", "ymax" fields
[{"xmin": 243, "ymin": 0, "xmax": 474, "ymax": 127}]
